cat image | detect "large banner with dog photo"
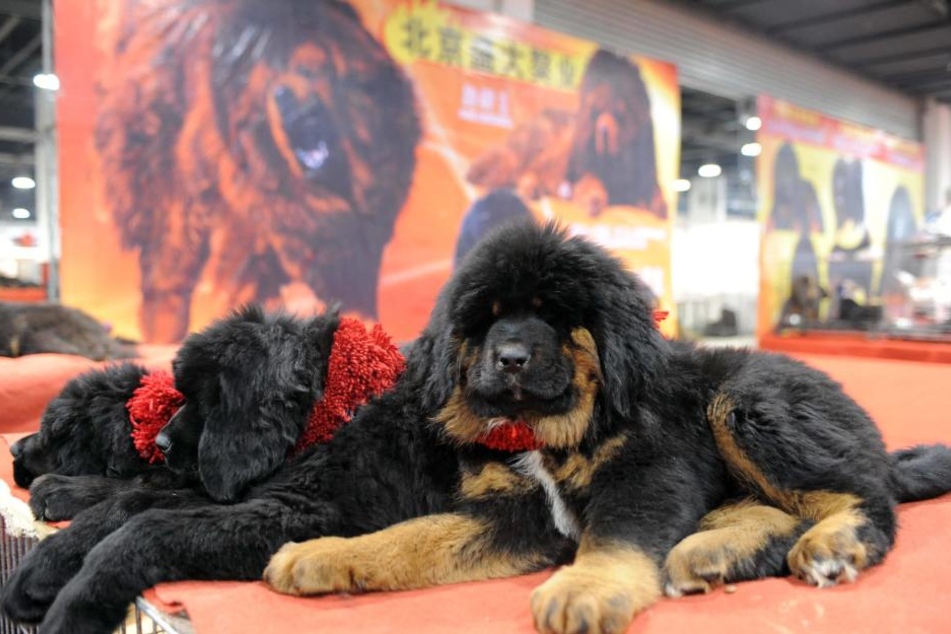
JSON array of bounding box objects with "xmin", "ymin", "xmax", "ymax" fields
[
  {"xmin": 757, "ymin": 95, "xmax": 925, "ymax": 340},
  {"xmin": 56, "ymin": 0, "xmax": 680, "ymax": 344}
]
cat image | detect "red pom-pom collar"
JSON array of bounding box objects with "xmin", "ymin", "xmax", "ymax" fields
[
  {"xmin": 128, "ymin": 372, "xmax": 184, "ymax": 463},
  {"xmin": 126, "ymin": 317, "xmax": 405, "ymax": 462}
]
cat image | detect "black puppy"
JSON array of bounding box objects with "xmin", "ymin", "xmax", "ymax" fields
[
  {"xmin": 0, "ymin": 298, "xmax": 435, "ymax": 633},
  {"xmin": 0, "ymin": 301, "xmax": 134, "ymax": 360},
  {"xmin": 11, "ymin": 304, "xmax": 342, "ymax": 522}
]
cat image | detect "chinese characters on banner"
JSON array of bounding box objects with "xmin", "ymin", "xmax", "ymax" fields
[{"xmin": 56, "ymin": 0, "xmax": 681, "ymax": 343}]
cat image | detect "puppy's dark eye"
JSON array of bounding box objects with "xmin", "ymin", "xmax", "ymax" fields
[
  {"xmin": 492, "ymin": 300, "xmax": 502, "ymax": 317},
  {"xmin": 531, "ymin": 297, "xmax": 543, "ymax": 309}
]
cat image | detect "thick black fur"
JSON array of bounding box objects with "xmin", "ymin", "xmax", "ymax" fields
[
  {"xmin": 12, "ymin": 363, "xmax": 152, "ymax": 492},
  {"xmin": 3, "ymin": 223, "xmax": 951, "ymax": 634},
  {"xmin": 11, "ymin": 304, "xmax": 341, "ymax": 522},
  {"xmin": 0, "ymin": 302, "xmax": 134, "ymax": 360},
  {"xmin": 264, "ymin": 222, "xmax": 951, "ymax": 632},
  {"xmin": 0, "ymin": 305, "xmax": 459, "ymax": 633}
]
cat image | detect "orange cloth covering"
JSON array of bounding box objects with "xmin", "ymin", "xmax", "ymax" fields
[
  {"xmin": 1, "ymin": 352, "xmax": 950, "ymax": 633},
  {"xmin": 761, "ymin": 332, "xmax": 951, "ymax": 364}
]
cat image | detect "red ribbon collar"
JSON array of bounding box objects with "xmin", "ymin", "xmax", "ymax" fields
[
  {"xmin": 127, "ymin": 317, "xmax": 405, "ymax": 463},
  {"xmin": 475, "ymin": 419, "xmax": 542, "ymax": 453}
]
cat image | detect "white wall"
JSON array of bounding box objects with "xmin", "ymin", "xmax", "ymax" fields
[
  {"xmin": 923, "ymin": 100, "xmax": 951, "ymax": 213},
  {"xmin": 672, "ymin": 218, "xmax": 761, "ymax": 335}
]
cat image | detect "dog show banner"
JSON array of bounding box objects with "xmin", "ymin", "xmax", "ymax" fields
[
  {"xmin": 56, "ymin": 0, "xmax": 680, "ymax": 344},
  {"xmin": 756, "ymin": 94, "xmax": 925, "ymax": 339}
]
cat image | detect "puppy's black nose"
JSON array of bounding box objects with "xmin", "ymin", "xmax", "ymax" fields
[
  {"xmin": 154, "ymin": 432, "xmax": 172, "ymax": 454},
  {"xmin": 9, "ymin": 438, "xmax": 24, "ymax": 459},
  {"xmin": 496, "ymin": 342, "xmax": 531, "ymax": 373}
]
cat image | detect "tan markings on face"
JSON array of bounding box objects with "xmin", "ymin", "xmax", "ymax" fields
[
  {"xmin": 530, "ymin": 536, "xmax": 661, "ymax": 634},
  {"xmin": 530, "ymin": 327, "xmax": 601, "ymax": 449},
  {"xmin": 434, "ymin": 327, "xmax": 601, "ymax": 450},
  {"xmin": 264, "ymin": 513, "xmax": 550, "ymax": 595}
]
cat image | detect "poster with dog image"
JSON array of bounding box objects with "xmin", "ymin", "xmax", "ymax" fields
[
  {"xmin": 756, "ymin": 95, "xmax": 925, "ymax": 340},
  {"xmin": 56, "ymin": 0, "xmax": 680, "ymax": 344}
]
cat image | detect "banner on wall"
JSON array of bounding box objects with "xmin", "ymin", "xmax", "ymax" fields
[
  {"xmin": 756, "ymin": 94, "xmax": 925, "ymax": 339},
  {"xmin": 56, "ymin": 0, "xmax": 680, "ymax": 343}
]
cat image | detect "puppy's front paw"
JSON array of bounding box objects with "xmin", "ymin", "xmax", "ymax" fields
[
  {"xmin": 664, "ymin": 532, "xmax": 736, "ymax": 597},
  {"xmin": 29, "ymin": 475, "xmax": 94, "ymax": 521},
  {"xmin": 263, "ymin": 538, "xmax": 359, "ymax": 596},
  {"xmin": 1, "ymin": 555, "xmax": 60, "ymax": 624},
  {"xmin": 530, "ymin": 567, "xmax": 643, "ymax": 634},
  {"xmin": 787, "ymin": 522, "xmax": 867, "ymax": 588}
]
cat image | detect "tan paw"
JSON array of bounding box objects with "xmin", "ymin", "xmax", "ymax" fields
[
  {"xmin": 530, "ymin": 567, "xmax": 639, "ymax": 634},
  {"xmin": 664, "ymin": 534, "xmax": 733, "ymax": 597},
  {"xmin": 787, "ymin": 522, "xmax": 867, "ymax": 588},
  {"xmin": 263, "ymin": 537, "xmax": 356, "ymax": 596}
]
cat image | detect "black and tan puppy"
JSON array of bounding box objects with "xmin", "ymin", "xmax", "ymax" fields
[{"xmin": 264, "ymin": 222, "xmax": 951, "ymax": 634}]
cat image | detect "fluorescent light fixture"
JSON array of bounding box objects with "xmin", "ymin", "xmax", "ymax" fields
[
  {"xmin": 741, "ymin": 142, "xmax": 762, "ymax": 157},
  {"xmin": 33, "ymin": 73, "xmax": 60, "ymax": 91},
  {"xmin": 12, "ymin": 176, "xmax": 35, "ymax": 189},
  {"xmin": 698, "ymin": 163, "xmax": 722, "ymax": 178},
  {"xmin": 672, "ymin": 178, "xmax": 691, "ymax": 192},
  {"xmin": 745, "ymin": 116, "xmax": 762, "ymax": 131},
  {"xmin": 12, "ymin": 208, "xmax": 31, "ymax": 219}
]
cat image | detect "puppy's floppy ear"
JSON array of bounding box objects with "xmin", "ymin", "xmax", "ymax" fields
[
  {"xmin": 590, "ymin": 275, "xmax": 668, "ymax": 420},
  {"xmin": 299, "ymin": 307, "xmax": 341, "ymax": 399},
  {"xmin": 404, "ymin": 287, "xmax": 459, "ymax": 413},
  {"xmin": 198, "ymin": 367, "xmax": 306, "ymax": 502}
]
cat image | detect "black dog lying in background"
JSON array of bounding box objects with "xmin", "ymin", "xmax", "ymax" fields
[{"xmin": 0, "ymin": 301, "xmax": 134, "ymax": 360}]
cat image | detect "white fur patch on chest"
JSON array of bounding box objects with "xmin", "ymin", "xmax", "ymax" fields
[{"xmin": 511, "ymin": 450, "xmax": 581, "ymax": 540}]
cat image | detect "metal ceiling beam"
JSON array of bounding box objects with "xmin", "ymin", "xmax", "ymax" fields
[
  {"xmin": 853, "ymin": 45, "xmax": 951, "ymax": 68},
  {"xmin": 886, "ymin": 67, "xmax": 951, "ymax": 83},
  {"xmin": 0, "ymin": 14, "xmax": 19, "ymax": 45},
  {"xmin": 0, "ymin": 0, "xmax": 41, "ymax": 20},
  {"xmin": 817, "ymin": 21, "xmax": 950, "ymax": 53},
  {"xmin": 0, "ymin": 151, "xmax": 32, "ymax": 166},
  {"xmin": 895, "ymin": 78, "xmax": 951, "ymax": 92},
  {"xmin": 0, "ymin": 126, "xmax": 34, "ymax": 142},
  {"xmin": 0, "ymin": 32, "xmax": 39, "ymax": 76},
  {"xmin": 765, "ymin": 0, "xmax": 909, "ymax": 35}
]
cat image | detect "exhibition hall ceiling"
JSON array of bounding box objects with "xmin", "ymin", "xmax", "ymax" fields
[{"xmin": 686, "ymin": 0, "xmax": 951, "ymax": 105}]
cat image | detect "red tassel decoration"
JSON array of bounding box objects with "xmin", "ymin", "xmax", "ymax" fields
[
  {"xmin": 293, "ymin": 317, "xmax": 406, "ymax": 452},
  {"xmin": 127, "ymin": 371, "xmax": 184, "ymax": 464}
]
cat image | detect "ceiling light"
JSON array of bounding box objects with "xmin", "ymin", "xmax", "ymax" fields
[
  {"xmin": 33, "ymin": 73, "xmax": 59, "ymax": 91},
  {"xmin": 12, "ymin": 208, "xmax": 31, "ymax": 219},
  {"xmin": 698, "ymin": 163, "xmax": 722, "ymax": 178},
  {"xmin": 12, "ymin": 176, "xmax": 35, "ymax": 189},
  {"xmin": 745, "ymin": 116, "xmax": 762, "ymax": 131},
  {"xmin": 741, "ymin": 142, "xmax": 762, "ymax": 157},
  {"xmin": 672, "ymin": 179, "xmax": 691, "ymax": 192}
]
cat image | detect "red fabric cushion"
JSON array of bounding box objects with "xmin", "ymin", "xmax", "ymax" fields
[{"xmin": 3, "ymin": 353, "xmax": 951, "ymax": 633}]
